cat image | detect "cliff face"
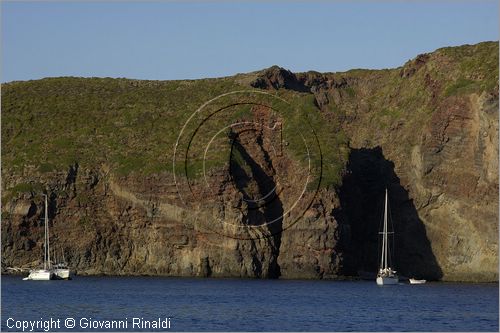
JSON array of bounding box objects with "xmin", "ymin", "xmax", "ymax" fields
[
  {"xmin": 2, "ymin": 104, "xmax": 341, "ymax": 279},
  {"xmin": 2, "ymin": 41, "xmax": 498, "ymax": 281}
]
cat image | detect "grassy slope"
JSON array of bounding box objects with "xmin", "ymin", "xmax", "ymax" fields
[
  {"xmin": 2, "ymin": 41, "xmax": 497, "ymax": 198},
  {"xmin": 2, "ymin": 75, "xmax": 347, "ymax": 194}
]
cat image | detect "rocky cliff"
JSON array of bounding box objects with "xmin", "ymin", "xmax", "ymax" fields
[{"xmin": 2, "ymin": 41, "xmax": 498, "ymax": 282}]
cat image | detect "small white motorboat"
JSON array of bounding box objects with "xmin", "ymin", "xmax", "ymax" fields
[{"xmin": 409, "ymin": 278, "xmax": 427, "ymax": 284}]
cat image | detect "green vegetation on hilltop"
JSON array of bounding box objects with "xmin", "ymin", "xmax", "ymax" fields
[
  {"xmin": 2, "ymin": 41, "xmax": 498, "ymax": 195},
  {"xmin": 2, "ymin": 75, "xmax": 349, "ymax": 190},
  {"xmin": 2, "ymin": 77, "xmax": 248, "ymax": 176}
]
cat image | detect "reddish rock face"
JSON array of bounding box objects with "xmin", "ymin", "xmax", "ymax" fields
[{"xmin": 415, "ymin": 92, "xmax": 498, "ymax": 281}]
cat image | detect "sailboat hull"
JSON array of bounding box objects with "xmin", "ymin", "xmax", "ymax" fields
[
  {"xmin": 25, "ymin": 269, "xmax": 53, "ymax": 281},
  {"xmin": 376, "ymin": 276, "xmax": 399, "ymax": 285},
  {"xmin": 54, "ymin": 269, "xmax": 70, "ymax": 280}
]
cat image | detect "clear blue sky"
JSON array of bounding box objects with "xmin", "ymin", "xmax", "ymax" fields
[{"xmin": 2, "ymin": 1, "xmax": 498, "ymax": 82}]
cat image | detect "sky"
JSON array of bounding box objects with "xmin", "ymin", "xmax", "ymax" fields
[{"xmin": 2, "ymin": 1, "xmax": 498, "ymax": 82}]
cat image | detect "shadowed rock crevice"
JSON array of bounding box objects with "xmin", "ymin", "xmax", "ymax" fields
[
  {"xmin": 334, "ymin": 147, "xmax": 443, "ymax": 280},
  {"xmin": 229, "ymin": 130, "xmax": 283, "ymax": 278}
]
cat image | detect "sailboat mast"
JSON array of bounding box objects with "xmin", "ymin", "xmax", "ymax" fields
[
  {"xmin": 43, "ymin": 194, "xmax": 47, "ymax": 270},
  {"xmin": 379, "ymin": 233, "xmax": 385, "ymax": 270},
  {"xmin": 45, "ymin": 195, "xmax": 51, "ymax": 269},
  {"xmin": 384, "ymin": 188, "xmax": 388, "ymax": 270},
  {"xmin": 379, "ymin": 189, "xmax": 386, "ymax": 270}
]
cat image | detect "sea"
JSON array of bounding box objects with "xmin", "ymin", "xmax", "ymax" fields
[{"xmin": 1, "ymin": 275, "xmax": 498, "ymax": 332}]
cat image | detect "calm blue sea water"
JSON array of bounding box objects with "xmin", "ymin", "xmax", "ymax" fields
[{"xmin": 1, "ymin": 275, "xmax": 498, "ymax": 332}]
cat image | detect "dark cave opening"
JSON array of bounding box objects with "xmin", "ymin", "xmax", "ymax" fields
[{"xmin": 334, "ymin": 146, "xmax": 443, "ymax": 280}]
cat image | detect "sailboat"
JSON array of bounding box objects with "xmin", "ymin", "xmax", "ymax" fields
[
  {"xmin": 376, "ymin": 188, "xmax": 399, "ymax": 285},
  {"xmin": 24, "ymin": 194, "xmax": 54, "ymax": 281},
  {"xmin": 53, "ymin": 249, "xmax": 71, "ymax": 280}
]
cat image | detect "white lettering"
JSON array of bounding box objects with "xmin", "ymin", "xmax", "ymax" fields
[
  {"xmin": 80, "ymin": 318, "xmax": 127, "ymax": 330},
  {"xmin": 5, "ymin": 318, "xmax": 60, "ymax": 332},
  {"xmin": 80, "ymin": 318, "xmax": 89, "ymax": 329}
]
